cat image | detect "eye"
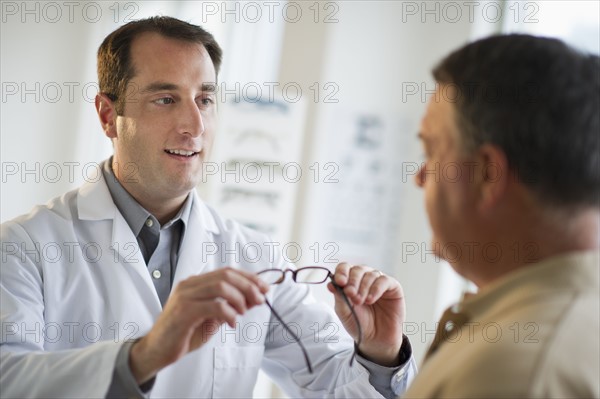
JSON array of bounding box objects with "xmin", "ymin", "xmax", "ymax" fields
[
  {"xmin": 154, "ymin": 97, "xmax": 174, "ymax": 105},
  {"xmin": 199, "ymin": 97, "xmax": 215, "ymax": 106}
]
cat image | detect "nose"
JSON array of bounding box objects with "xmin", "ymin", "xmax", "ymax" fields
[{"xmin": 180, "ymin": 100, "xmax": 205, "ymax": 137}]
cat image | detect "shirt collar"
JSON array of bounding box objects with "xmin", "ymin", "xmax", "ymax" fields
[
  {"xmin": 456, "ymin": 250, "xmax": 599, "ymax": 317},
  {"xmin": 164, "ymin": 191, "xmax": 194, "ymax": 229}
]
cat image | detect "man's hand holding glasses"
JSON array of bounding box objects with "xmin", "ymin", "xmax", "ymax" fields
[
  {"xmin": 328, "ymin": 262, "xmax": 405, "ymax": 367},
  {"xmin": 257, "ymin": 263, "xmax": 406, "ymax": 373}
]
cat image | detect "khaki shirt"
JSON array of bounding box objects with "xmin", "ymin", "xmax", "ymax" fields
[{"xmin": 404, "ymin": 250, "xmax": 600, "ymax": 398}]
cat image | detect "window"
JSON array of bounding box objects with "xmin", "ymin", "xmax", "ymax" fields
[{"xmin": 503, "ymin": 0, "xmax": 599, "ymax": 54}]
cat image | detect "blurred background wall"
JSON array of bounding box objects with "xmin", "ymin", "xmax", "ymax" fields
[{"xmin": 1, "ymin": 1, "xmax": 598, "ymax": 397}]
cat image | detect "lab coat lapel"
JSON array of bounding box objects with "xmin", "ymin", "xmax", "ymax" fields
[
  {"xmin": 77, "ymin": 170, "xmax": 162, "ymax": 313},
  {"xmin": 172, "ymin": 191, "xmax": 220, "ymax": 288}
]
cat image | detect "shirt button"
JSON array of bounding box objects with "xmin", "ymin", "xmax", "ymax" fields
[
  {"xmin": 152, "ymin": 270, "xmax": 162, "ymax": 279},
  {"xmin": 145, "ymin": 218, "xmax": 154, "ymax": 227}
]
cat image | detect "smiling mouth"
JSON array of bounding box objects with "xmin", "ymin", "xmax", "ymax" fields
[{"xmin": 165, "ymin": 149, "xmax": 200, "ymax": 157}]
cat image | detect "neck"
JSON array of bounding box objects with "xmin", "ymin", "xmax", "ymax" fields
[
  {"xmin": 111, "ymin": 160, "xmax": 189, "ymax": 225},
  {"xmin": 468, "ymin": 206, "xmax": 599, "ymax": 288}
]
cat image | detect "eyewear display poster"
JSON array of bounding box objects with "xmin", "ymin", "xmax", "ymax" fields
[{"xmin": 204, "ymin": 96, "xmax": 307, "ymax": 244}]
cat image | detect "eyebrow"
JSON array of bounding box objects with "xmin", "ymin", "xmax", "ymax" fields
[{"xmin": 139, "ymin": 82, "xmax": 217, "ymax": 94}]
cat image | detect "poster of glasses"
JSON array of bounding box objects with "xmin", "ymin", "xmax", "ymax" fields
[
  {"xmin": 300, "ymin": 106, "xmax": 414, "ymax": 276},
  {"xmin": 204, "ymin": 96, "xmax": 307, "ymax": 244}
]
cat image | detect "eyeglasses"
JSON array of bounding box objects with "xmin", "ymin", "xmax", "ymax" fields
[{"xmin": 257, "ymin": 266, "xmax": 363, "ymax": 374}]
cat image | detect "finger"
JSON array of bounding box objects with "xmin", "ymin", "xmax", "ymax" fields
[
  {"xmin": 327, "ymin": 282, "xmax": 336, "ymax": 294},
  {"xmin": 181, "ymin": 268, "xmax": 266, "ymax": 308},
  {"xmin": 365, "ymin": 275, "xmax": 398, "ymax": 305},
  {"xmin": 175, "ymin": 277, "xmax": 248, "ymax": 313},
  {"xmin": 235, "ymin": 268, "xmax": 271, "ymax": 293},
  {"xmin": 344, "ymin": 265, "xmax": 369, "ymax": 301},
  {"xmin": 208, "ymin": 281, "xmax": 254, "ymax": 315},
  {"xmin": 182, "ymin": 300, "xmax": 239, "ymax": 329},
  {"xmin": 197, "ymin": 299, "xmax": 239, "ymax": 326},
  {"xmin": 216, "ymin": 267, "xmax": 269, "ymax": 299},
  {"xmin": 207, "ymin": 299, "xmax": 239, "ymax": 328},
  {"xmin": 355, "ymin": 270, "xmax": 382, "ymax": 304},
  {"xmin": 327, "ymin": 282, "xmax": 354, "ymax": 321},
  {"xmin": 217, "ymin": 268, "xmax": 268, "ymax": 306},
  {"xmin": 164, "ymin": 297, "xmax": 238, "ymax": 336},
  {"xmin": 326, "ymin": 281, "xmax": 344, "ymax": 299},
  {"xmin": 333, "ymin": 262, "xmax": 351, "ymax": 286},
  {"xmin": 183, "ymin": 267, "xmax": 267, "ymax": 294}
]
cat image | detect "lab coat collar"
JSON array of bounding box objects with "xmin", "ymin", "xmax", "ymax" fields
[
  {"xmin": 77, "ymin": 168, "xmax": 159, "ymax": 311},
  {"xmin": 76, "ymin": 163, "xmax": 220, "ymax": 235},
  {"xmin": 77, "ymin": 169, "xmax": 115, "ymax": 221},
  {"xmin": 172, "ymin": 189, "xmax": 220, "ymax": 287},
  {"xmin": 186, "ymin": 189, "xmax": 220, "ymax": 235}
]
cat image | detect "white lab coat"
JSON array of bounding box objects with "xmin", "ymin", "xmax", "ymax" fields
[{"xmin": 0, "ymin": 172, "xmax": 397, "ymax": 398}]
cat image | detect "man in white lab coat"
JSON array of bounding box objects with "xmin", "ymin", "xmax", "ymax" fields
[{"xmin": 0, "ymin": 16, "xmax": 415, "ymax": 398}]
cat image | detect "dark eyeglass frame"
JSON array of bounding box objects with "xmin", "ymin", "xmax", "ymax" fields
[{"xmin": 257, "ymin": 266, "xmax": 363, "ymax": 374}]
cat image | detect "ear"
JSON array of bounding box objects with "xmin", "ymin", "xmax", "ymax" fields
[
  {"xmin": 475, "ymin": 144, "xmax": 510, "ymax": 212},
  {"xmin": 95, "ymin": 93, "xmax": 118, "ymax": 139}
]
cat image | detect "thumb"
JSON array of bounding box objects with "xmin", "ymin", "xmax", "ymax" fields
[{"xmin": 327, "ymin": 282, "xmax": 352, "ymax": 318}]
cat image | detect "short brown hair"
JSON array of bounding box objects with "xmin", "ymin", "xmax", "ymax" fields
[
  {"xmin": 433, "ymin": 34, "xmax": 599, "ymax": 208},
  {"xmin": 97, "ymin": 16, "xmax": 223, "ymax": 114}
]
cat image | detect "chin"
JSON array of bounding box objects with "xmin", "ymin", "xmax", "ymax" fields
[
  {"xmin": 172, "ymin": 182, "xmax": 197, "ymax": 196},
  {"xmin": 430, "ymin": 237, "xmax": 444, "ymax": 260}
]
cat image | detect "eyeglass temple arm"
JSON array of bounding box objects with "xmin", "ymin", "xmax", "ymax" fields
[
  {"xmin": 264, "ymin": 298, "xmax": 314, "ymax": 374},
  {"xmin": 328, "ymin": 275, "xmax": 362, "ymax": 367}
]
